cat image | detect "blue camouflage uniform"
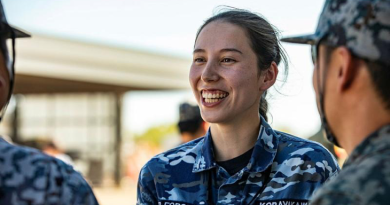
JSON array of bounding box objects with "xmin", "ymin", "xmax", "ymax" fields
[
  {"xmin": 310, "ymin": 125, "xmax": 390, "ymax": 204},
  {"xmin": 0, "ymin": 137, "xmax": 99, "ymax": 205},
  {"xmin": 137, "ymin": 117, "xmax": 339, "ymax": 205}
]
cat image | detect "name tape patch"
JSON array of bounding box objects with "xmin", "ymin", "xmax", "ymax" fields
[
  {"xmin": 257, "ymin": 200, "xmax": 309, "ymax": 205},
  {"xmin": 158, "ymin": 201, "xmax": 193, "ymax": 205},
  {"xmin": 158, "ymin": 199, "xmax": 308, "ymax": 205}
]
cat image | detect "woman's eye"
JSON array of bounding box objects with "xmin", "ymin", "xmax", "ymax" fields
[
  {"xmin": 194, "ymin": 58, "xmax": 205, "ymax": 63},
  {"xmin": 221, "ymin": 58, "xmax": 236, "ymax": 63}
]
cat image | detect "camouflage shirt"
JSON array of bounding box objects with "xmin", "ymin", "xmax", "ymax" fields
[
  {"xmin": 310, "ymin": 125, "xmax": 390, "ymax": 205},
  {"xmin": 0, "ymin": 137, "xmax": 99, "ymax": 205},
  {"xmin": 137, "ymin": 118, "xmax": 339, "ymax": 205}
]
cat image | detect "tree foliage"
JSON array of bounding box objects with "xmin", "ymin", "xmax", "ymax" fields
[{"xmin": 134, "ymin": 123, "xmax": 178, "ymax": 146}]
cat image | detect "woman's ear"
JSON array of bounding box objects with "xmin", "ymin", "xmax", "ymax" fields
[{"xmin": 259, "ymin": 61, "xmax": 278, "ymax": 91}]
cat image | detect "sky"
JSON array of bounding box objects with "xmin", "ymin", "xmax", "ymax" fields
[{"xmin": 3, "ymin": 0, "xmax": 326, "ymax": 138}]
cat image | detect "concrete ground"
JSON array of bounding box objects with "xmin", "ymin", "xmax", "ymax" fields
[{"xmin": 94, "ymin": 185, "xmax": 137, "ymax": 205}]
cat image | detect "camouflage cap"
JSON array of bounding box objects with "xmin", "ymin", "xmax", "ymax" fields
[
  {"xmin": 0, "ymin": 1, "xmax": 29, "ymax": 38},
  {"xmin": 282, "ymin": 0, "xmax": 390, "ymax": 66}
]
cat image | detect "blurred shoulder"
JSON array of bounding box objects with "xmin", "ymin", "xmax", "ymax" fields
[
  {"xmin": 312, "ymin": 149, "xmax": 390, "ymax": 205},
  {"xmin": 0, "ymin": 137, "xmax": 74, "ymax": 175},
  {"xmin": 0, "ymin": 138, "xmax": 98, "ymax": 205}
]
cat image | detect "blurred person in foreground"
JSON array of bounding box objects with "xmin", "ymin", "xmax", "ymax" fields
[
  {"xmin": 282, "ymin": 0, "xmax": 390, "ymax": 204},
  {"xmin": 0, "ymin": 1, "xmax": 99, "ymax": 204},
  {"xmin": 177, "ymin": 102, "xmax": 207, "ymax": 144},
  {"xmin": 137, "ymin": 8, "xmax": 339, "ymax": 204}
]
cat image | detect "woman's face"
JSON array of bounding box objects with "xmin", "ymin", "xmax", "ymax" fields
[{"xmin": 190, "ymin": 21, "xmax": 264, "ymax": 124}]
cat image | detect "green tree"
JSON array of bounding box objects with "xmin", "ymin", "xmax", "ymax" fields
[{"xmin": 134, "ymin": 123, "xmax": 178, "ymax": 146}]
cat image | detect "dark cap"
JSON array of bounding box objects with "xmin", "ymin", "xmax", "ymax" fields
[
  {"xmin": 0, "ymin": 2, "xmax": 30, "ymax": 38},
  {"xmin": 179, "ymin": 103, "xmax": 202, "ymax": 122},
  {"xmin": 282, "ymin": 0, "xmax": 390, "ymax": 66}
]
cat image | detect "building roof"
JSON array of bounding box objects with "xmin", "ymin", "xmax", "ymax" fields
[{"xmin": 13, "ymin": 35, "xmax": 191, "ymax": 94}]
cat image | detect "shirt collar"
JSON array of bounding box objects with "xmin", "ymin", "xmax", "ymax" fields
[
  {"xmin": 192, "ymin": 128, "xmax": 216, "ymax": 172},
  {"xmin": 192, "ymin": 116, "xmax": 279, "ymax": 173},
  {"xmin": 344, "ymin": 124, "xmax": 390, "ymax": 167}
]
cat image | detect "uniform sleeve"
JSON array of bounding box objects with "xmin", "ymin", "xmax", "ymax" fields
[
  {"xmin": 324, "ymin": 158, "xmax": 339, "ymax": 182},
  {"xmin": 311, "ymin": 143, "xmax": 340, "ymax": 183},
  {"xmin": 137, "ymin": 164, "xmax": 158, "ymax": 205}
]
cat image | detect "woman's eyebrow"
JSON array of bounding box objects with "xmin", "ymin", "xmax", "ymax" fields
[
  {"xmin": 193, "ymin": 48, "xmax": 243, "ymax": 54},
  {"xmin": 193, "ymin": 48, "xmax": 205, "ymax": 54},
  {"xmin": 220, "ymin": 48, "xmax": 243, "ymax": 54}
]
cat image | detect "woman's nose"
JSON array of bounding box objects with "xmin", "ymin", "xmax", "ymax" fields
[{"xmin": 201, "ymin": 61, "xmax": 220, "ymax": 82}]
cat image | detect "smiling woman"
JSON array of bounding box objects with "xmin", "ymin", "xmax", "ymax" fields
[
  {"xmin": 137, "ymin": 8, "xmax": 339, "ymax": 205},
  {"xmin": 190, "ymin": 20, "xmax": 273, "ymax": 126}
]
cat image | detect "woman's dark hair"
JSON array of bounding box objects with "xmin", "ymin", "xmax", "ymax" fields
[{"xmin": 195, "ymin": 8, "xmax": 289, "ymax": 121}]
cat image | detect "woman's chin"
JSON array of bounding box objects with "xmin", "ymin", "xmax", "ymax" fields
[
  {"xmin": 201, "ymin": 113, "xmax": 230, "ymax": 124},
  {"xmin": 202, "ymin": 116, "xmax": 221, "ymax": 124}
]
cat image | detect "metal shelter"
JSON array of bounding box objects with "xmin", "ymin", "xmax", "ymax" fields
[{"xmin": 9, "ymin": 34, "xmax": 191, "ymax": 186}]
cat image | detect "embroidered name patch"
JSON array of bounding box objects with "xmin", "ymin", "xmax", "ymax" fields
[
  {"xmin": 158, "ymin": 201, "xmax": 193, "ymax": 205},
  {"xmin": 257, "ymin": 200, "xmax": 309, "ymax": 205}
]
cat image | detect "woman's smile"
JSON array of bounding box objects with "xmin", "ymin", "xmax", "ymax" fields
[{"xmin": 201, "ymin": 89, "xmax": 229, "ymax": 107}]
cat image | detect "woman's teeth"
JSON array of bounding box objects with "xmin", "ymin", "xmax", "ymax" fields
[{"xmin": 202, "ymin": 91, "xmax": 228, "ymax": 103}]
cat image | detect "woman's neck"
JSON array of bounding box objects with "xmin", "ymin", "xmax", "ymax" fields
[{"xmin": 210, "ymin": 115, "xmax": 261, "ymax": 161}]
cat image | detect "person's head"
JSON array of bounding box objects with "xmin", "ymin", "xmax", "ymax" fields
[
  {"xmin": 0, "ymin": 1, "xmax": 29, "ymax": 121},
  {"xmin": 178, "ymin": 103, "xmax": 207, "ymax": 143},
  {"xmin": 282, "ymin": 0, "xmax": 390, "ymax": 147},
  {"xmin": 41, "ymin": 140, "xmax": 62, "ymax": 154},
  {"xmin": 190, "ymin": 8, "xmax": 288, "ymax": 124}
]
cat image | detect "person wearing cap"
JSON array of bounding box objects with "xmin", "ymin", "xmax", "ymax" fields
[
  {"xmin": 177, "ymin": 103, "xmax": 207, "ymax": 144},
  {"xmin": 282, "ymin": 0, "xmax": 390, "ymax": 204},
  {"xmin": 0, "ymin": 1, "xmax": 99, "ymax": 204}
]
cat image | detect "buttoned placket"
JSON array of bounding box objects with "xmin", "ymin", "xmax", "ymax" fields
[{"xmin": 193, "ymin": 117, "xmax": 279, "ymax": 205}]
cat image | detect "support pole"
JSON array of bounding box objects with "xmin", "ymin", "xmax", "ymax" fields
[{"xmin": 114, "ymin": 93, "xmax": 123, "ymax": 187}]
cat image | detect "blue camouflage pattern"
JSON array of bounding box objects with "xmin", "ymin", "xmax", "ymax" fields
[
  {"xmin": 281, "ymin": 0, "xmax": 390, "ymax": 67},
  {"xmin": 137, "ymin": 117, "xmax": 339, "ymax": 205},
  {"xmin": 0, "ymin": 137, "xmax": 99, "ymax": 205},
  {"xmin": 310, "ymin": 125, "xmax": 390, "ymax": 205}
]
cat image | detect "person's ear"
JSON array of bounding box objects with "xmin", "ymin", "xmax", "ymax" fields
[
  {"xmin": 259, "ymin": 61, "xmax": 278, "ymax": 91},
  {"xmin": 335, "ymin": 47, "xmax": 359, "ymax": 91}
]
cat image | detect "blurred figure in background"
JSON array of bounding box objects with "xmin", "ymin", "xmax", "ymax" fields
[
  {"xmin": 42, "ymin": 140, "xmax": 74, "ymax": 166},
  {"xmin": 177, "ymin": 102, "xmax": 207, "ymax": 144},
  {"xmin": 0, "ymin": 1, "xmax": 98, "ymax": 204}
]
